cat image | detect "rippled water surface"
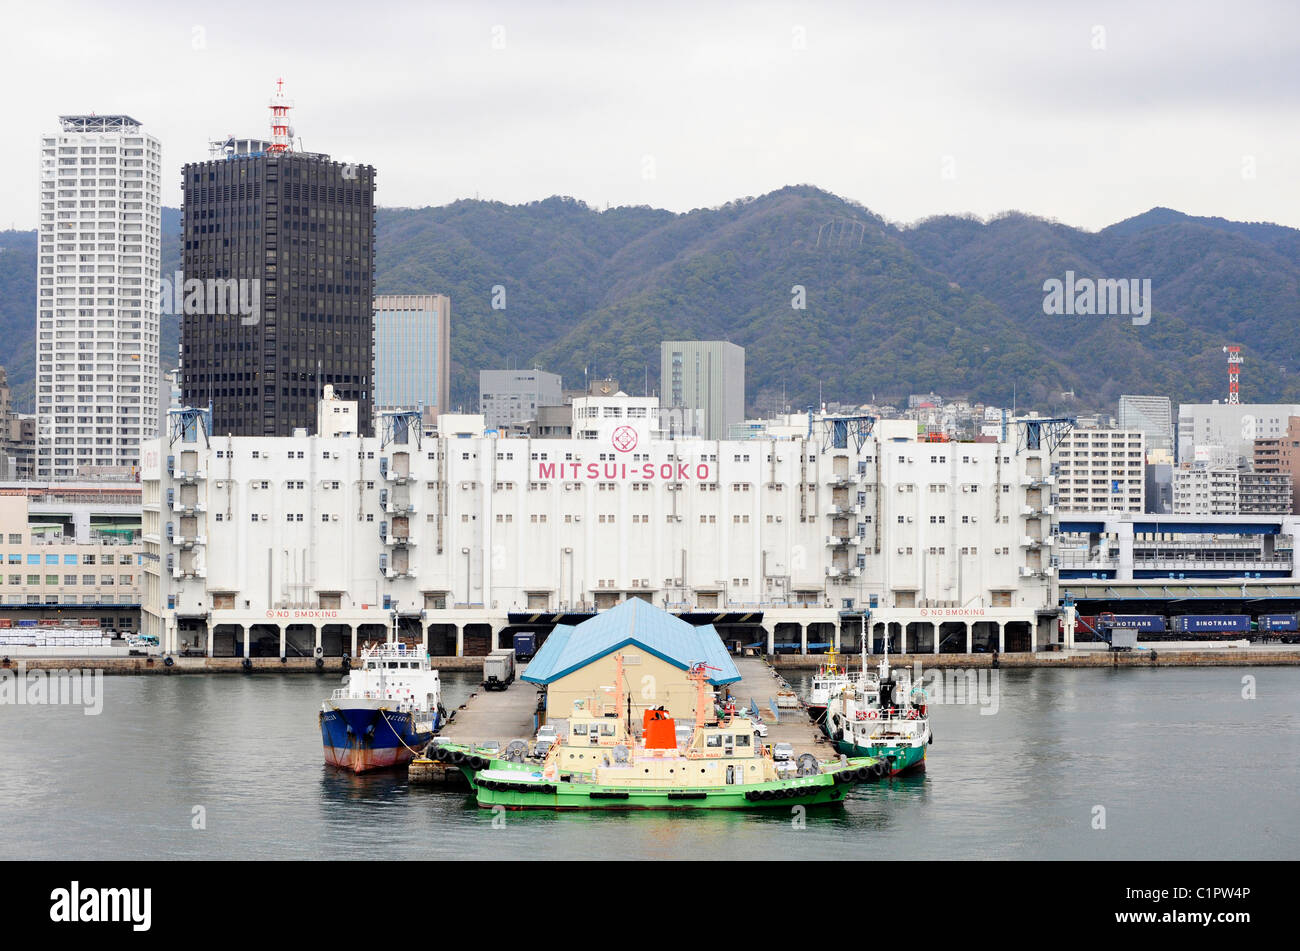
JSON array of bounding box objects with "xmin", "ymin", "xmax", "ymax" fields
[{"xmin": 2, "ymin": 667, "xmax": 1296, "ymax": 860}]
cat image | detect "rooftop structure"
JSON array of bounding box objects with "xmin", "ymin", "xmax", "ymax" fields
[
  {"xmin": 58, "ymin": 115, "xmax": 142, "ymax": 132},
  {"xmin": 522, "ymin": 598, "xmax": 740, "ymax": 685}
]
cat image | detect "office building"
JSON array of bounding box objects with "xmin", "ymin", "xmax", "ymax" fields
[
  {"xmin": 1144, "ymin": 462, "xmax": 1174, "ymax": 514},
  {"xmin": 1177, "ymin": 403, "xmax": 1300, "ymax": 466},
  {"xmin": 180, "ymin": 84, "xmax": 376, "ymax": 437},
  {"xmin": 36, "ymin": 115, "xmax": 162, "ymax": 479},
  {"xmin": 1254, "ymin": 418, "xmax": 1300, "ymax": 514},
  {"xmin": 0, "ymin": 482, "xmax": 143, "ymax": 630},
  {"xmin": 1053, "ymin": 428, "xmax": 1146, "ymax": 513},
  {"xmin": 660, "ymin": 340, "xmax": 745, "ymax": 440},
  {"xmin": 479, "ymin": 369, "xmax": 562, "ymax": 431},
  {"xmin": 374, "ymin": 294, "xmax": 451, "ymax": 419},
  {"xmin": 1173, "ymin": 465, "xmax": 1240, "ymax": 515},
  {"xmin": 1117, "ymin": 395, "xmax": 1174, "ymax": 454},
  {"xmin": 1238, "ymin": 471, "xmax": 1292, "ymax": 515}
]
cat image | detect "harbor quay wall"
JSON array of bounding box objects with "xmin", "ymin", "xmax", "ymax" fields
[
  {"xmin": 4, "ymin": 651, "xmax": 1297, "ymax": 674},
  {"xmin": 0, "ymin": 655, "xmax": 487, "ymax": 675},
  {"xmin": 771, "ymin": 650, "xmax": 1300, "ymax": 669}
]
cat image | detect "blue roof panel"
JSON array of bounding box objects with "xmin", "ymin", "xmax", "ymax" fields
[{"xmin": 520, "ymin": 599, "xmax": 740, "ymax": 685}]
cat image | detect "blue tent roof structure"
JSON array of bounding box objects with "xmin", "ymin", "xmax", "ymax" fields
[{"xmin": 521, "ymin": 598, "xmax": 741, "ymax": 686}]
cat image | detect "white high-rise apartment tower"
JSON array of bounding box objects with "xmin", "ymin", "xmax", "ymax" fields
[{"xmin": 36, "ymin": 115, "xmax": 161, "ymax": 479}]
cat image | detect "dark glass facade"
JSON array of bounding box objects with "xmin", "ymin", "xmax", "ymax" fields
[{"xmin": 180, "ymin": 152, "xmax": 376, "ymax": 436}]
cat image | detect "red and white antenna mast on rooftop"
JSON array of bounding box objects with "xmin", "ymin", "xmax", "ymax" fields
[
  {"xmin": 268, "ymin": 78, "xmax": 293, "ymax": 153},
  {"xmin": 1224, "ymin": 345, "xmax": 1242, "ymax": 404}
]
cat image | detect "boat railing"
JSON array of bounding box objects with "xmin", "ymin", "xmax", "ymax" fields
[
  {"xmin": 330, "ymin": 687, "xmax": 423, "ymax": 703},
  {"xmin": 332, "ymin": 687, "xmax": 378, "ymax": 700},
  {"xmin": 358, "ymin": 642, "xmax": 427, "ymax": 663}
]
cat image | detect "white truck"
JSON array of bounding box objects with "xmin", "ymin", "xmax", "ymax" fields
[{"xmin": 482, "ymin": 649, "xmax": 516, "ymax": 691}]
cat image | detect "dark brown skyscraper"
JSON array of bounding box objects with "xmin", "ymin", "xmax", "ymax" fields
[{"xmin": 180, "ymin": 125, "xmax": 375, "ymax": 436}]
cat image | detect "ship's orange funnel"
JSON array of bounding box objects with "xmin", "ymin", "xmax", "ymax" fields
[{"xmin": 642, "ymin": 707, "xmax": 677, "ymax": 749}]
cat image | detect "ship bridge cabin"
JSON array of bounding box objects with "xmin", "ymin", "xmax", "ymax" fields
[{"xmin": 684, "ymin": 716, "xmax": 761, "ymax": 759}]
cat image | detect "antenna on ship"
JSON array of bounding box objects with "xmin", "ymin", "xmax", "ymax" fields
[
  {"xmin": 615, "ymin": 653, "xmax": 624, "ymax": 728},
  {"xmin": 880, "ymin": 624, "xmax": 891, "ymax": 682}
]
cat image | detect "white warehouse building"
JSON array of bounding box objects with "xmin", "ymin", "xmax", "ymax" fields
[{"xmin": 139, "ymin": 407, "xmax": 1061, "ymax": 659}]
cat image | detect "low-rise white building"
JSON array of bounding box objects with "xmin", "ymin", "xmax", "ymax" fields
[
  {"xmin": 571, "ymin": 392, "xmax": 659, "ymax": 445},
  {"xmin": 0, "ymin": 482, "xmax": 144, "ymax": 631},
  {"xmin": 1173, "ymin": 465, "xmax": 1240, "ymax": 514},
  {"xmin": 139, "ymin": 406, "xmax": 1060, "ymax": 657}
]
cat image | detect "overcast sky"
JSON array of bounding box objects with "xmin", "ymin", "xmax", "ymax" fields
[{"xmin": 3, "ymin": 0, "xmax": 1297, "ymax": 230}]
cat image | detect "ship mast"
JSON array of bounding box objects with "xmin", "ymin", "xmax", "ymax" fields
[
  {"xmin": 614, "ymin": 652, "xmax": 626, "ymax": 733},
  {"xmin": 880, "ymin": 625, "xmax": 891, "ymax": 682}
]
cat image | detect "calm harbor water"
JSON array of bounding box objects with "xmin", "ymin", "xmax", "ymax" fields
[{"xmin": 2, "ymin": 666, "xmax": 1297, "ymax": 860}]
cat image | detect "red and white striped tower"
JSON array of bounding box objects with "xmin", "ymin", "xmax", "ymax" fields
[
  {"xmin": 267, "ymin": 78, "xmax": 293, "ymax": 152},
  {"xmin": 1224, "ymin": 345, "xmax": 1242, "ymax": 404}
]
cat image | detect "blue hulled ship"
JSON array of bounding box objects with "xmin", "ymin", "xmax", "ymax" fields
[{"xmin": 320, "ymin": 643, "xmax": 444, "ymax": 772}]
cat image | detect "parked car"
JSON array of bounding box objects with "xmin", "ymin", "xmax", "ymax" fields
[
  {"xmin": 773, "ymin": 742, "xmax": 794, "ymax": 761},
  {"xmin": 534, "ymin": 724, "xmax": 558, "ymax": 757},
  {"xmin": 751, "ymin": 719, "xmax": 769, "ymax": 738}
]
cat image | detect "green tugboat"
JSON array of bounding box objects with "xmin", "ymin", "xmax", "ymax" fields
[
  {"xmin": 822, "ymin": 642, "xmax": 930, "ymax": 775},
  {"xmin": 431, "ymin": 659, "xmax": 886, "ymax": 810}
]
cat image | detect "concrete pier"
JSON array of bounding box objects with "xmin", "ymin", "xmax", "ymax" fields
[
  {"xmin": 409, "ymin": 670, "xmax": 543, "ymax": 786},
  {"xmin": 724, "ymin": 655, "xmax": 832, "ymax": 757},
  {"xmin": 437, "ymin": 671, "xmax": 544, "ymax": 747}
]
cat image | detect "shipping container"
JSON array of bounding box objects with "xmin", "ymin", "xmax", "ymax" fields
[
  {"xmin": 1108, "ymin": 628, "xmax": 1138, "ymax": 651},
  {"xmin": 1104, "ymin": 614, "xmax": 1167, "ymax": 632},
  {"xmin": 1171, "ymin": 615, "xmax": 1251, "ymax": 633},
  {"xmin": 1069, "ymin": 615, "xmax": 1101, "ymax": 637},
  {"xmin": 482, "ymin": 649, "xmax": 516, "ymax": 691},
  {"xmin": 1256, "ymin": 614, "xmax": 1298, "ymax": 632},
  {"xmin": 512, "ymin": 632, "xmax": 537, "ymax": 660}
]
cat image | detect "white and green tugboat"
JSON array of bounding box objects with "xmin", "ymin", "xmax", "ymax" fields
[
  {"xmin": 431, "ymin": 659, "xmax": 887, "ymax": 810},
  {"xmin": 823, "ymin": 640, "xmax": 930, "ymax": 775}
]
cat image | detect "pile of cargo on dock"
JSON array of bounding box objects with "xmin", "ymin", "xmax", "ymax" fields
[{"xmin": 0, "ymin": 619, "xmax": 119, "ymax": 651}]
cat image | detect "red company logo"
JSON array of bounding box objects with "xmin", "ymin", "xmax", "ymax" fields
[{"xmin": 611, "ymin": 425, "xmax": 638, "ymax": 452}]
